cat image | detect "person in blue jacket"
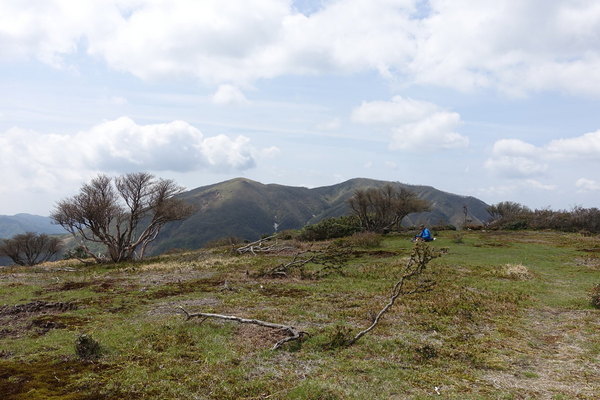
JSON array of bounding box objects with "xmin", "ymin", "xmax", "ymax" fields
[{"xmin": 414, "ymin": 224, "xmax": 433, "ymax": 242}]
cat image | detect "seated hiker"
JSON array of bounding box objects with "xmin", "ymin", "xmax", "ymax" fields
[{"xmin": 414, "ymin": 224, "xmax": 434, "ymax": 242}]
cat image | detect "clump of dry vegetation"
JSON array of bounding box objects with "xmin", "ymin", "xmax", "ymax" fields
[{"xmin": 496, "ymin": 263, "xmax": 534, "ymax": 280}]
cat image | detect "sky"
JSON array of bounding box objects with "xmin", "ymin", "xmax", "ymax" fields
[{"xmin": 2, "ymin": 0, "xmax": 600, "ymax": 216}]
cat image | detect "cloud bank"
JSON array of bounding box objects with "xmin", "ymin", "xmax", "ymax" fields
[
  {"xmin": 352, "ymin": 96, "xmax": 468, "ymax": 150},
  {"xmin": 0, "ymin": 117, "xmax": 260, "ymax": 193},
  {"xmin": 485, "ymin": 130, "xmax": 600, "ymax": 178},
  {"xmin": 2, "ymin": 0, "xmax": 600, "ymax": 95}
]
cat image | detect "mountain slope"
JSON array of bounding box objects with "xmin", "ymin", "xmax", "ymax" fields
[
  {"xmin": 150, "ymin": 177, "xmax": 491, "ymax": 254},
  {"xmin": 0, "ymin": 214, "xmax": 66, "ymax": 239},
  {"xmin": 152, "ymin": 178, "xmax": 330, "ymax": 254}
]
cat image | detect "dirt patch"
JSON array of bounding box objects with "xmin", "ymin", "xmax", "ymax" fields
[
  {"xmin": 58, "ymin": 281, "xmax": 94, "ymax": 291},
  {"xmin": 579, "ymin": 247, "xmax": 600, "ymax": 253},
  {"xmin": 136, "ymin": 270, "xmax": 216, "ymax": 286},
  {"xmin": 0, "ymin": 359, "xmax": 112, "ymax": 400},
  {"xmin": 29, "ymin": 315, "xmax": 89, "ymax": 334},
  {"xmin": 574, "ymin": 256, "xmax": 600, "ymax": 270},
  {"xmin": 0, "ymin": 301, "xmax": 77, "ymax": 315},
  {"xmin": 42, "ymin": 278, "xmax": 138, "ymax": 294},
  {"xmin": 234, "ymin": 323, "xmax": 291, "ymax": 350},
  {"xmin": 0, "ymin": 301, "xmax": 79, "ymax": 338}
]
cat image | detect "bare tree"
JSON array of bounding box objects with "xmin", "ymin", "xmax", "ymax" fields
[
  {"xmin": 0, "ymin": 232, "xmax": 63, "ymax": 266},
  {"xmin": 51, "ymin": 172, "xmax": 193, "ymax": 263},
  {"xmin": 348, "ymin": 185, "xmax": 429, "ymax": 232}
]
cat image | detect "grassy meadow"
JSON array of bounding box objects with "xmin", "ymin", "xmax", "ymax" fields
[{"xmin": 0, "ymin": 230, "xmax": 599, "ymax": 399}]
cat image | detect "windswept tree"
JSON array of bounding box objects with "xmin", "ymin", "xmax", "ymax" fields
[
  {"xmin": 348, "ymin": 185, "xmax": 430, "ymax": 233},
  {"xmin": 51, "ymin": 172, "xmax": 193, "ymax": 263},
  {"xmin": 0, "ymin": 232, "xmax": 63, "ymax": 266}
]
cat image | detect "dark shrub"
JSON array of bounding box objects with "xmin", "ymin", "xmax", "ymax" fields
[
  {"xmin": 299, "ymin": 216, "xmax": 362, "ymax": 241},
  {"xmin": 75, "ymin": 334, "xmax": 102, "ymax": 360}
]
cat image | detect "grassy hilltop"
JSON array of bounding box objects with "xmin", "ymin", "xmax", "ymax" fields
[{"xmin": 1, "ymin": 230, "xmax": 599, "ymax": 399}]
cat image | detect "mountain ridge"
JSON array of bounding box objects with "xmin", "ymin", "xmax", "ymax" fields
[
  {"xmin": 0, "ymin": 177, "xmax": 493, "ymax": 258},
  {"xmin": 0, "ymin": 213, "xmax": 66, "ymax": 239},
  {"xmin": 151, "ymin": 177, "xmax": 491, "ymax": 254}
]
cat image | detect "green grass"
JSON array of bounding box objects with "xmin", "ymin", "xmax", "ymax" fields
[{"xmin": 1, "ymin": 230, "xmax": 599, "ymax": 399}]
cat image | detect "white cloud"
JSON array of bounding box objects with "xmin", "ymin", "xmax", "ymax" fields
[
  {"xmin": 575, "ymin": 178, "xmax": 600, "ymax": 192},
  {"xmin": 546, "ymin": 129, "xmax": 600, "ymax": 158},
  {"xmin": 353, "ymin": 96, "xmax": 468, "ymax": 151},
  {"xmin": 484, "ymin": 138, "xmax": 547, "ymax": 178},
  {"xmin": 525, "ymin": 179, "xmax": 556, "ymax": 191},
  {"xmin": 389, "ymin": 111, "xmax": 467, "ymax": 150},
  {"xmin": 490, "ymin": 139, "xmax": 541, "ymax": 158},
  {"xmin": 483, "ymin": 156, "xmax": 548, "ymax": 178},
  {"xmin": 352, "ymin": 96, "xmax": 438, "ymax": 125},
  {"xmin": 486, "ymin": 130, "xmax": 600, "ymax": 178},
  {"xmin": 4, "ymin": 0, "xmax": 600, "ymax": 95},
  {"xmin": 259, "ymin": 146, "xmax": 281, "ymax": 158},
  {"xmin": 0, "ymin": 117, "xmax": 258, "ymax": 194},
  {"xmin": 212, "ymin": 84, "xmax": 249, "ymax": 105}
]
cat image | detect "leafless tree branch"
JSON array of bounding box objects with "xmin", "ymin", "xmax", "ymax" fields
[
  {"xmin": 178, "ymin": 306, "xmax": 308, "ymax": 350},
  {"xmin": 348, "ymin": 242, "xmax": 438, "ymax": 346}
]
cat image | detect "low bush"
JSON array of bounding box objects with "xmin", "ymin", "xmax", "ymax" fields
[
  {"xmin": 299, "ymin": 216, "xmax": 362, "ymax": 241},
  {"xmin": 277, "ymin": 229, "xmax": 299, "ymax": 240},
  {"xmin": 431, "ymin": 224, "xmax": 457, "ymax": 231},
  {"xmin": 75, "ymin": 334, "xmax": 102, "ymax": 360}
]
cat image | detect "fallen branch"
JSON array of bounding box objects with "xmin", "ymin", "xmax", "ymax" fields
[
  {"xmin": 264, "ymin": 251, "xmax": 315, "ymax": 277},
  {"xmin": 262, "ymin": 243, "xmax": 352, "ymax": 278},
  {"xmin": 178, "ymin": 306, "xmax": 308, "ymax": 350},
  {"xmin": 348, "ymin": 241, "xmax": 437, "ymax": 346},
  {"xmin": 236, "ymin": 235, "xmax": 295, "ymax": 255}
]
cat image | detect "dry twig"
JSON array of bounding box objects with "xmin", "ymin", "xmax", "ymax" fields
[
  {"xmin": 263, "ymin": 243, "xmax": 352, "ymax": 278},
  {"xmin": 236, "ymin": 235, "xmax": 294, "ymax": 255},
  {"xmin": 178, "ymin": 306, "xmax": 308, "ymax": 350},
  {"xmin": 348, "ymin": 241, "xmax": 437, "ymax": 345}
]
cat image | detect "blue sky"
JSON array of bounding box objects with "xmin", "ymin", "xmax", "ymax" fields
[{"xmin": 1, "ymin": 0, "xmax": 600, "ymax": 215}]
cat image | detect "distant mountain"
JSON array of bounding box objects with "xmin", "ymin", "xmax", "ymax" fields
[
  {"xmin": 0, "ymin": 213, "xmax": 66, "ymax": 239},
  {"xmin": 150, "ymin": 177, "xmax": 492, "ymax": 254},
  {"xmin": 0, "ymin": 178, "xmax": 493, "ymax": 259}
]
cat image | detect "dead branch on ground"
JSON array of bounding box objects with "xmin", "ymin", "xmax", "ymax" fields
[
  {"xmin": 236, "ymin": 235, "xmax": 295, "ymax": 255},
  {"xmin": 178, "ymin": 306, "xmax": 308, "ymax": 350},
  {"xmin": 262, "ymin": 243, "xmax": 353, "ymax": 278},
  {"xmin": 347, "ymin": 241, "xmax": 438, "ymax": 346}
]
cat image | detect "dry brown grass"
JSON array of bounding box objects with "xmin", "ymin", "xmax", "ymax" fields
[{"xmin": 497, "ymin": 263, "xmax": 534, "ymax": 280}]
